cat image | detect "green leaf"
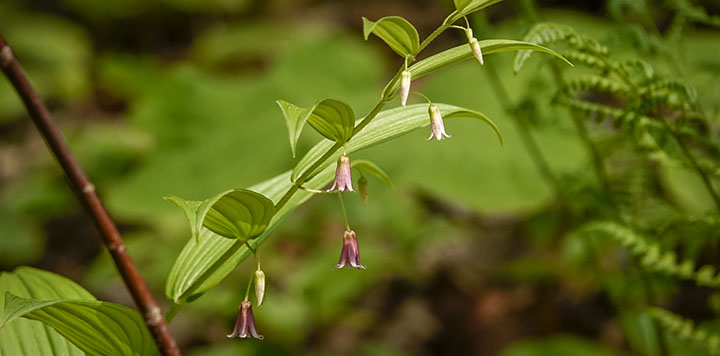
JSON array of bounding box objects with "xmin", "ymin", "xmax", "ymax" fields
[
  {"xmin": 0, "ymin": 266, "xmax": 91, "ymax": 356},
  {"xmin": 386, "ymin": 39, "xmax": 572, "ymax": 95},
  {"xmin": 276, "ymin": 100, "xmax": 311, "ymax": 158},
  {"xmin": 362, "ymin": 16, "xmax": 420, "ymax": 58},
  {"xmin": 164, "ymin": 191, "xmax": 225, "ymax": 243},
  {"xmin": 202, "ymin": 189, "xmax": 275, "ymax": 241},
  {"xmin": 165, "ymin": 165, "xmax": 337, "ymax": 304},
  {"xmin": 291, "ymin": 103, "xmax": 502, "ymax": 182},
  {"xmin": 0, "ymin": 293, "xmax": 156, "ymax": 356},
  {"xmin": 306, "ymin": 98, "xmax": 356, "ymax": 143},
  {"xmin": 447, "ymin": 0, "xmax": 507, "ymax": 24},
  {"xmin": 352, "ymin": 159, "xmax": 395, "ymax": 189}
]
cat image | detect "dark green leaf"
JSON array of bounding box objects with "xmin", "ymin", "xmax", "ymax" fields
[
  {"xmin": 202, "ymin": 189, "xmax": 275, "ymax": 241},
  {"xmin": 362, "ymin": 16, "xmax": 420, "ymax": 58}
]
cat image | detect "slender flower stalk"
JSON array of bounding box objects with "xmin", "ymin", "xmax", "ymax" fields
[
  {"xmin": 358, "ymin": 176, "xmax": 369, "ymax": 204},
  {"xmin": 427, "ymin": 104, "xmax": 451, "ymax": 140},
  {"xmin": 336, "ymin": 230, "xmax": 365, "ymax": 269},
  {"xmin": 399, "ymin": 70, "xmax": 412, "ymax": 106},
  {"xmin": 328, "ymin": 154, "xmax": 354, "ymax": 192}
]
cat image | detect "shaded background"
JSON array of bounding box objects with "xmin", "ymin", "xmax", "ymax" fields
[{"xmin": 1, "ymin": 0, "xmax": 720, "ymax": 355}]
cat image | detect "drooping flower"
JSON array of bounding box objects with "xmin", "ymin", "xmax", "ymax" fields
[
  {"xmin": 336, "ymin": 230, "xmax": 365, "ymax": 269},
  {"xmin": 227, "ymin": 301, "xmax": 264, "ymax": 339},
  {"xmin": 399, "ymin": 70, "xmax": 412, "ymax": 107},
  {"xmin": 254, "ymin": 267, "xmax": 266, "ymax": 306},
  {"xmin": 328, "ymin": 154, "xmax": 353, "ymax": 192},
  {"xmin": 465, "ymin": 28, "xmax": 484, "ymax": 65},
  {"xmin": 427, "ymin": 104, "xmax": 451, "ymax": 140}
]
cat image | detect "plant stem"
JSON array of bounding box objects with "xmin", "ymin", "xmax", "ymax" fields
[
  {"xmin": 662, "ymin": 119, "xmax": 720, "ymax": 213},
  {"xmin": 484, "ymin": 63, "xmax": 562, "ymax": 195},
  {"xmin": 337, "ymin": 192, "xmax": 351, "ymax": 230},
  {"xmin": 0, "ymin": 35, "xmax": 182, "ymax": 356},
  {"xmin": 549, "ymin": 65, "xmax": 614, "ymax": 201}
]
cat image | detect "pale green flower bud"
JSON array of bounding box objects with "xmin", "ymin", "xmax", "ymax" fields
[
  {"xmin": 399, "ymin": 70, "xmax": 412, "ymax": 107},
  {"xmin": 254, "ymin": 268, "xmax": 266, "ymax": 306},
  {"xmin": 358, "ymin": 176, "xmax": 369, "ymax": 204}
]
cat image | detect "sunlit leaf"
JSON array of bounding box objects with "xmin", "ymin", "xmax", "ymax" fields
[
  {"xmin": 292, "ymin": 103, "xmax": 502, "ymax": 182},
  {"xmin": 0, "ymin": 267, "xmax": 90, "ymax": 356},
  {"xmin": 0, "ymin": 293, "xmax": 156, "ymax": 356},
  {"xmin": 276, "ymin": 100, "xmax": 311, "ymax": 158},
  {"xmin": 447, "ymin": 0, "xmax": 507, "ymax": 24},
  {"xmin": 386, "ymin": 39, "xmax": 572, "ymax": 95},
  {"xmin": 362, "ymin": 16, "xmax": 420, "ymax": 58},
  {"xmin": 202, "ymin": 189, "xmax": 275, "ymax": 241},
  {"xmin": 306, "ymin": 99, "xmax": 355, "ymax": 143},
  {"xmin": 352, "ymin": 159, "xmax": 395, "ymax": 189}
]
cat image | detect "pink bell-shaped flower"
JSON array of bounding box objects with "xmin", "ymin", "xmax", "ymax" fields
[
  {"xmin": 328, "ymin": 154, "xmax": 354, "ymax": 192},
  {"xmin": 227, "ymin": 300, "xmax": 264, "ymax": 339},
  {"xmin": 336, "ymin": 230, "xmax": 365, "ymax": 269}
]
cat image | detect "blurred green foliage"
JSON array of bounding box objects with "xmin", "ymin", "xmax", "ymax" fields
[{"xmin": 1, "ymin": 0, "xmax": 720, "ymax": 355}]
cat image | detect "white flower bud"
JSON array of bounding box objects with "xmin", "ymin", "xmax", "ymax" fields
[{"xmin": 399, "ymin": 70, "xmax": 411, "ymax": 107}]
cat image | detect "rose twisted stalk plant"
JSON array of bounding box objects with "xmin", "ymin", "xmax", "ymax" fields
[{"xmin": 161, "ymin": 0, "xmax": 571, "ymax": 341}]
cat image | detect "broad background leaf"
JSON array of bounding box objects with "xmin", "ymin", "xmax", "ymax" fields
[
  {"xmin": 0, "ymin": 267, "xmax": 90, "ymax": 356},
  {"xmin": 0, "ymin": 293, "xmax": 156, "ymax": 356},
  {"xmin": 362, "ymin": 16, "xmax": 420, "ymax": 58}
]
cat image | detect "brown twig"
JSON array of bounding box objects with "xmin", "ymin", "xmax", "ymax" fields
[{"xmin": 0, "ymin": 35, "xmax": 182, "ymax": 356}]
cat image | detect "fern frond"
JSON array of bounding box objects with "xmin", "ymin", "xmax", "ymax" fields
[
  {"xmin": 556, "ymin": 94, "xmax": 625, "ymax": 123},
  {"xmin": 565, "ymin": 75, "xmax": 631, "ymax": 96},
  {"xmin": 564, "ymin": 50, "xmax": 610, "ymax": 71},
  {"xmin": 514, "ymin": 22, "xmax": 607, "ymax": 73},
  {"xmin": 578, "ymin": 221, "xmax": 720, "ymax": 287},
  {"xmin": 649, "ymin": 307, "xmax": 720, "ymax": 355}
]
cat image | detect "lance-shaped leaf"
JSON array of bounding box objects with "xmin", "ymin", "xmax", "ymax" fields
[
  {"xmin": 202, "ymin": 189, "xmax": 275, "ymax": 241},
  {"xmin": 306, "ymin": 98, "xmax": 355, "ymax": 144},
  {"xmin": 363, "ymin": 16, "xmax": 420, "ymax": 58},
  {"xmin": 277, "ymin": 100, "xmax": 311, "ymax": 158},
  {"xmin": 292, "ymin": 104, "xmax": 502, "ymax": 181},
  {"xmin": 385, "ymin": 39, "xmax": 572, "ymax": 95},
  {"xmin": 352, "ymin": 159, "xmax": 395, "ymax": 189},
  {"xmin": 446, "ymin": 0, "xmax": 506, "ymax": 24},
  {"xmin": 165, "ymin": 105, "xmax": 500, "ymax": 307},
  {"xmin": 0, "ymin": 293, "xmax": 156, "ymax": 356},
  {"xmin": 0, "ymin": 267, "xmax": 91, "ymax": 356}
]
